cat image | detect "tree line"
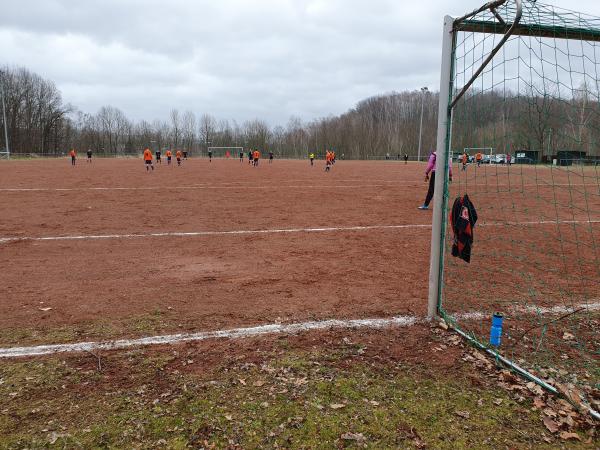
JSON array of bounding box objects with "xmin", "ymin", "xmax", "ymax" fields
[{"xmin": 1, "ymin": 65, "xmax": 599, "ymax": 160}]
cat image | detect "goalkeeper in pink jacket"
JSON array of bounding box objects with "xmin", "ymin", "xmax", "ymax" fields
[{"xmin": 418, "ymin": 151, "xmax": 452, "ymax": 210}]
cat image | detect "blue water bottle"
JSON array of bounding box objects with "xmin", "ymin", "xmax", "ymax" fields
[{"xmin": 489, "ymin": 313, "xmax": 504, "ymax": 347}]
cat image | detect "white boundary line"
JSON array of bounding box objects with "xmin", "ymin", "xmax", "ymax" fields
[
  {"xmin": 0, "ymin": 182, "xmax": 596, "ymax": 192},
  {"xmin": 452, "ymin": 301, "xmax": 600, "ymax": 321},
  {"xmin": 0, "ymin": 183, "xmax": 416, "ymax": 192},
  {"xmin": 1, "ymin": 220, "xmax": 599, "ymax": 244},
  {"xmin": 0, "ymin": 316, "xmax": 419, "ymax": 358},
  {"xmin": 1, "ymin": 301, "xmax": 598, "ymax": 359},
  {"xmin": 0, "ymin": 224, "xmax": 432, "ymax": 243}
]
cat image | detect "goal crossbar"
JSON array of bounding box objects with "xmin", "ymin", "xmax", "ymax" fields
[{"xmin": 457, "ymin": 20, "xmax": 600, "ymax": 42}]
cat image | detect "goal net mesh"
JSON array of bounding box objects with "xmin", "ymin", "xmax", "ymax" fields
[{"xmin": 439, "ymin": 0, "xmax": 600, "ymax": 408}]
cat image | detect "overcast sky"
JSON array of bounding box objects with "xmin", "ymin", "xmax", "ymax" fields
[{"xmin": 2, "ymin": 0, "xmax": 600, "ymax": 126}]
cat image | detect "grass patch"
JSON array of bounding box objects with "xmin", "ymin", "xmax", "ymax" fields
[{"xmin": 1, "ymin": 335, "xmax": 594, "ymax": 449}]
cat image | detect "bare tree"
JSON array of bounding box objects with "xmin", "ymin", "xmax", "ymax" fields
[
  {"xmin": 170, "ymin": 109, "xmax": 181, "ymax": 148},
  {"xmin": 181, "ymin": 110, "xmax": 196, "ymax": 153},
  {"xmin": 199, "ymin": 113, "xmax": 216, "ymax": 151}
]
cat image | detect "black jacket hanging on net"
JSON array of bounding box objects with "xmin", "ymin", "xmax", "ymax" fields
[{"xmin": 450, "ymin": 194, "xmax": 478, "ymax": 263}]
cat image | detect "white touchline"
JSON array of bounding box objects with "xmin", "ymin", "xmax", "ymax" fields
[
  {"xmin": 0, "ymin": 224, "xmax": 432, "ymax": 243},
  {"xmin": 1, "ymin": 301, "xmax": 597, "ymax": 359},
  {"xmin": 0, "ymin": 316, "xmax": 419, "ymax": 358},
  {"xmin": 1, "ymin": 219, "xmax": 599, "ymax": 244},
  {"xmin": 0, "ymin": 182, "xmax": 595, "ymax": 192},
  {"xmin": 451, "ymin": 301, "xmax": 600, "ymax": 321},
  {"xmin": 0, "ymin": 183, "xmax": 418, "ymax": 192}
]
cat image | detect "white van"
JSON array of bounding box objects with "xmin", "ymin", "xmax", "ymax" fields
[{"xmin": 491, "ymin": 154, "xmax": 507, "ymax": 164}]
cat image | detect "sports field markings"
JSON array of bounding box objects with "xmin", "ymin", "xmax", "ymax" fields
[
  {"xmin": 1, "ymin": 220, "xmax": 599, "ymax": 244},
  {"xmin": 0, "ymin": 316, "xmax": 419, "ymax": 358},
  {"xmin": 0, "ymin": 183, "xmax": 418, "ymax": 192},
  {"xmin": 0, "ymin": 224, "xmax": 432, "ymax": 243},
  {"xmin": 0, "ymin": 301, "xmax": 597, "ymax": 359},
  {"xmin": 453, "ymin": 301, "xmax": 600, "ymax": 321},
  {"xmin": 0, "ymin": 182, "xmax": 596, "ymax": 192}
]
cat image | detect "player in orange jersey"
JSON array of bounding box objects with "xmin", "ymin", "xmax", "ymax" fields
[
  {"xmin": 176, "ymin": 150, "xmax": 182, "ymax": 166},
  {"xmin": 253, "ymin": 149, "xmax": 260, "ymax": 167},
  {"xmin": 143, "ymin": 148, "xmax": 154, "ymax": 171},
  {"xmin": 325, "ymin": 150, "xmax": 332, "ymax": 172},
  {"xmin": 70, "ymin": 149, "xmax": 76, "ymax": 166},
  {"xmin": 166, "ymin": 149, "xmax": 172, "ymax": 165}
]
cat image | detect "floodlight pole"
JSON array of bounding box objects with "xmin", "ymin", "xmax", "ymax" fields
[
  {"xmin": 417, "ymin": 87, "xmax": 428, "ymax": 162},
  {"xmin": 427, "ymin": 16, "xmax": 454, "ymax": 319},
  {"xmin": 0, "ymin": 71, "xmax": 9, "ymax": 159}
]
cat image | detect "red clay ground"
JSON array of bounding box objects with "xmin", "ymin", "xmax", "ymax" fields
[
  {"xmin": 0, "ymin": 158, "xmax": 433, "ymax": 345},
  {"xmin": 0, "ymin": 158, "xmax": 598, "ymax": 348}
]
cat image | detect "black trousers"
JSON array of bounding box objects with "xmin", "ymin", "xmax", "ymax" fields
[{"xmin": 424, "ymin": 171, "xmax": 435, "ymax": 206}]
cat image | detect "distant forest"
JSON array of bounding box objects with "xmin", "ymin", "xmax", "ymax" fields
[{"xmin": 1, "ymin": 65, "xmax": 599, "ymax": 160}]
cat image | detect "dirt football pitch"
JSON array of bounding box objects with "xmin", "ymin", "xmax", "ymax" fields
[
  {"xmin": 0, "ymin": 157, "xmax": 598, "ymax": 448},
  {"xmin": 0, "ymin": 158, "xmax": 438, "ymax": 346}
]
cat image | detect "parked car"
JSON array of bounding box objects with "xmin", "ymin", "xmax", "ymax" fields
[{"xmin": 491, "ymin": 154, "xmax": 507, "ymax": 164}]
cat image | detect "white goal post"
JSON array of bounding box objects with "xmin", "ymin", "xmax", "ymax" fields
[
  {"xmin": 207, "ymin": 147, "xmax": 244, "ymax": 157},
  {"xmin": 463, "ymin": 147, "xmax": 493, "ymax": 155}
]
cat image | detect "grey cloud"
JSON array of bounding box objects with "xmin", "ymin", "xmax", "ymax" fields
[{"xmin": 2, "ymin": 0, "xmax": 600, "ymax": 124}]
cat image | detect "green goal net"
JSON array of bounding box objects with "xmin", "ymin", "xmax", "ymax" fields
[{"xmin": 436, "ymin": 0, "xmax": 600, "ymax": 416}]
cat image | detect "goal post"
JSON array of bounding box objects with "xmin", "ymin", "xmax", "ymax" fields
[
  {"xmin": 0, "ymin": 77, "xmax": 9, "ymax": 159},
  {"xmin": 429, "ymin": 0, "xmax": 600, "ymax": 418},
  {"xmin": 207, "ymin": 146, "xmax": 244, "ymax": 158}
]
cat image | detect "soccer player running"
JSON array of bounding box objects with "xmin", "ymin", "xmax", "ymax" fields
[
  {"xmin": 143, "ymin": 148, "xmax": 154, "ymax": 171},
  {"xmin": 176, "ymin": 150, "xmax": 182, "ymax": 166},
  {"xmin": 461, "ymin": 152, "xmax": 468, "ymax": 171},
  {"xmin": 325, "ymin": 150, "xmax": 332, "ymax": 172},
  {"xmin": 404, "ymin": 153, "xmax": 409, "ymax": 164},
  {"xmin": 475, "ymin": 151, "xmax": 483, "ymax": 167},
  {"xmin": 269, "ymin": 151, "xmax": 274, "ymax": 164},
  {"xmin": 418, "ymin": 151, "xmax": 452, "ymax": 210},
  {"xmin": 248, "ymin": 150, "xmax": 253, "ymax": 165},
  {"xmin": 208, "ymin": 149, "xmax": 213, "ymax": 162},
  {"xmin": 70, "ymin": 149, "xmax": 76, "ymax": 166},
  {"xmin": 156, "ymin": 149, "xmax": 162, "ymax": 164},
  {"xmin": 253, "ymin": 149, "xmax": 260, "ymax": 166},
  {"xmin": 166, "ymin": 149, "xmax": 172, "ymax": 165},
  {"xmin": 309, "ymin": 152, "xmax": 315, "ymax": 166},
  {"xmin": 240, "ymin": 150, "xmax": 244, "ymax": 163},
  {"xmin": 86, "ymin": 149, "xmax": 92, "ymax": 163}
]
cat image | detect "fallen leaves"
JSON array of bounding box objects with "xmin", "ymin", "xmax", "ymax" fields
[
  {"xmin": 533, "ymin": 397, "xmax": 545, "ymax": 409},
  {"xmin": 455, "ymin": 410, "xmax": 470, "ymax": 419},
  {"xmin": 48, "ymin": 432, "xmax": 70, "ymax": 445},
  {"xmin": 397, "ymin": 424, "xmax": 427, "ymax": 449},
  {"xmin": 525, "ymin": 382, "xmax": 545, "ymax": 397},
  {"xmin": 459, "ymin": 348, "xmax": 596, "ymax": 442},
  {"xmin": 554, "ymin": 383, "xmax": 584, "ymax": 410},
  {"xmin": 559, "ymin": 431, "xmax": 581, "ymax": 441},
  {"xmin": 543, "ymin": 416, "xmax": 560, "ymax": 433},
  {"xmin": 340, "ymin": 432, "xmax": 366, "ymax": 443},
  {"xmin": 329, "ymin": 403, "xmax": 346, "ymax": 410}
]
